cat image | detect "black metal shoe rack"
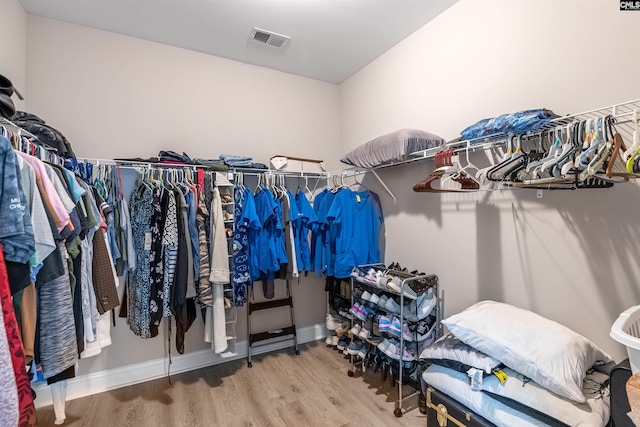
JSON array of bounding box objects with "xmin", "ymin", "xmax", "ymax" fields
[{"xmin": 347, "ymin": 263, "xmax": 441, "ymax": 418}]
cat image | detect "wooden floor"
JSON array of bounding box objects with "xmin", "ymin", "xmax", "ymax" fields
[{"xmin": 36, "ymin": 341, "xmax": 427, "ymax": 427}]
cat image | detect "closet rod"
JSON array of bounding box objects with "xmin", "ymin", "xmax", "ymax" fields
[
  {"xmin": 230, "ymin": 168, "xmax": 328, "ymax": 179},
  {"xmin": 0, "ymin": 116, "xmax": 39, "ymax": 141}
]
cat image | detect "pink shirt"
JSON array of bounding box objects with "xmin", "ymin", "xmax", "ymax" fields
[{"xmin": 16, "ymin": 151, "xmax": 72, "ymax": 232}]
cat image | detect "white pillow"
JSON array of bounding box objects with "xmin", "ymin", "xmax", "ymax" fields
[
  {"xmin": 481, "ymin": 367, "xmax": 610, "ymax": 427},
  {"xmin": 441, "ymin": 300, "xmax": 612, "ymax": 403},
  {"xmin": 419, "ymin": 333, "xmax": 501, "ymax": 374}
]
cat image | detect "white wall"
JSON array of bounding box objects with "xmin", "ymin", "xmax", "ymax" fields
[
  {"xmin": 26, "ymin": 16, "xmax": 340, "ymax": 374},
  {"xmin": 0, "ymin": 0, "xmax": 27, "ymax": 111},
  {"xmin": 26, "ymin": 15, "xmax": 341, "ymax": 169},
  {"xmin": 341, "ymin": 0, "xmax": 640, "ymax": 361}
]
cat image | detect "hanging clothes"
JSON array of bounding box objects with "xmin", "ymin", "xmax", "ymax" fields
[
  {"xmin": 0, "ymin": 246, "xmax": 37, "ymax": 426},
  {"xmin": 232, "ymin": 185, "xmax": 260, "ymax": 306},
  {"xmin": 128, "ymin": 182, "xmax": 154, "ymax": 338},
  {"xmin": 195, "ymin": 187, "xmax": 212, "ymax": 307},
  {"xmin": 209, "ymin": 187, "xmax": 230, "ymax": 353},
  {"xmin": 326, "ymin": 189, "xmax": 383, "ymax": 279},
  {"xmin": 294, "ymin": 189, "xmax": 317, "ymax": 274}
]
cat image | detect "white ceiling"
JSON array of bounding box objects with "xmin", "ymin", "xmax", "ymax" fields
[{"xmin": 19, "ymin": 0, "xmax": 457, "ymax": 84}]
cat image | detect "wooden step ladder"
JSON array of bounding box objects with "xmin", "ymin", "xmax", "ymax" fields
[{"xmin": 246, "ymin": 279, "xmax": 299, "ymax": 368}]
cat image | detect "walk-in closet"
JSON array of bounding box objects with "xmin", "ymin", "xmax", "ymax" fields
[{"xmin": 0, "ymin": 0, "xmax": 639, "ymax": 426}]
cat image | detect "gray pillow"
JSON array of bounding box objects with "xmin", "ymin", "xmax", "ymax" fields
[
  {"xmin": 341, "ymin": 128, "xmax": 445, "ymax": 168},
  {"xmin": 419, "ymin": 333, "xmax": 501, "ymax": 375}
]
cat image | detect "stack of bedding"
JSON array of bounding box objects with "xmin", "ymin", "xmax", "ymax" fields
[{"xmin": 420, "ymin": 301, "xmax": 612, "ymax": 427}]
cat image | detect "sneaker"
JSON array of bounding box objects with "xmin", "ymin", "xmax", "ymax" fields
[
  {"xmin": 401, "ymin": 322, "xmax": 414, "ymax": 342},
  {"xmin": 338, "ymin": 309, "xmax": 353, "ymax": 320},
  {"xmin": 350, "ymin": 323, "xmax": 361, "ymax": 337},
  {"xmin": 378, "ymin": 315, "xmax": 391, "ymax": 333},
  {"xmin": 388, "ymin": 316, "xmax": 402, "ymax": 338},
  {"xmin": 417, "ymin": 290, "xmax": 437, "ymax": 320},
  {"xmin": 361, "ymin": 290, "xmax": 373, "ymax": 301},
  {"xmin": 384, "ymin": 297, "xmax": 402, "ymax": 315},
  {"xmin": 325, "ymin": 335, "xmax": 333, "ymax": 345},
  {"xmin": 401, "ymin": 347, "xmax": 417, "ymax": 362},
  {"xmin": 358, "ymin": 327, "xmax": 371, "ymax": 340},
  {"xmin": 353, "ymin": 304, "xmax": 368, "ymax": 322},
  {"xmin": 337, "ymin": 336, "xmax": 349, "ymax": 351},
  {"xmin": 377, "ymin": 338, "xmax": 391, "ymax": 353},
  {"xmin": 369, "ymin": 293, "xmax": 380, "ymax": 305},
  {"xmin": 386, "ymin": 276, "xmax": 403, "ymax": 294},
  {"xmin": 405, "ymin": 289, "xmax": 436, "ymax": 321},
  {"xmin": 335, "ymin": 321, "xmax": 349, "ymax": 337},
  {"xmin": 401, "ymin": 283, "xmax": 418, "ymax": 300},
  {"xmin": 348, "ymin": 303, "xmax": 360, "ymax": 317},
  {"xmin": 363, "ymin": 313, "xmax": 374, "ymax": 332},
  {"xmin": 368, "ymin": 335, "xmax": 383, "ymax": 345},
  {"xmin": 357, "ymin": 344, "xmax": 368, "ymax": 360},
  {"xmin": 347, "ymin": 339, "xmax": 364, "ymax": 355},
  {"xmin": 377, "ymin": 295, "xmax": 389, "ymax": 309},
  {"xmin": 331, "ymin": 335, "xmax": 339, "ymax": 347},
  {"xmin": 326, "ymin": 313, "xmax": 341, "ymax": 330},
  {"xmin": 372, "ymin": 316, "xmax": 381, "ymax": 336},
  {"xmin": 384, "ymin": 340, "xmax": 400, "ymax": 359}
]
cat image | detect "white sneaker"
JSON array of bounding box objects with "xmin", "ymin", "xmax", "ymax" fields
[
  {"xmin": 361, "ymin": 290, "xmax": 373, "ymax": 301},
  {"xmin": 358, "ymin": 327, "xmax": 371, "ymax": 340},
  {"xmin": 326, "ymin": 314, "xmax": 339, "ymax": 331},
  {"xmin": 325, "ymin": 335, "xmax": 333, "ymax": 345},
  {"xmin": 386, "ymin": 276, "xmax": 403, "ymax": 293},
  {"xmin": 369, "ymin": 293, "xmax": 380, "ymax": 305},
  {"xmin": 350, "ymin": 324, "xmax": 361, "ymax": 337},
  {"xmin": 331, "ymin": 335, "xmax": 339, "ymax": 346}
]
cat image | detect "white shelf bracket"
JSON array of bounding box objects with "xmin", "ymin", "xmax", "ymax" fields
[{"xmin": 370, "ymin": 169, "xmax": 397, "ymax": 204}]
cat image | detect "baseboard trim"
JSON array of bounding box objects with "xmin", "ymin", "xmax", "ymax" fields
[{"xmin": 33, "ymin": 323, "xmax": 326, "ymax": 408}]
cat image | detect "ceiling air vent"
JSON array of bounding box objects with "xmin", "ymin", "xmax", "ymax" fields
[{"xmin": 250, "ymin": 28, "xmax": 290, "ymax": 48}]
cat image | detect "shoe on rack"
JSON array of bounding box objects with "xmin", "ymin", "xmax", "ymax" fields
[
  {"xmin": 384, "ymin": 297, "xmax": 402, "ymax": 315},
  {"xmin": 372, "ymin": 315, "xmax": 381, "ymax": 336},
  {"xmin": 377, "ymin": 295, "xmax": 389, "ymax": 309},
  {"xmin": 388, "ymin": 316, "xmax": 402, "ymax": 338},
  {"xmin": 335, "ymin": 321, "xmax": 349, "ymax": 338},
  {"xmin": 361, "ymin": 290, "xmax": 373, "ymax": 302},
  {"xmin": 377, "ymin": 338, "xmax": 391, "ymax": 353},
  {"xmin": 378, "ymin": 315, "xmax": 391, "ymax": 333},
  {"xmin": 326, "ymin": 313, "xmax": 341, "ymax": 330},
  {"xmin": 358, "ymin": 327, "xmax": 371, "ymax": 340},
  {"xmin": 337, "ymin": 336, "xmax": 350, "ymax": 351},
  {"xmin": 331, "ymin": 335, "xmax": 339, "ymax": 347},
  {"xmin": 350, "ymin": 323, "xmax": 361, "ymax": 338},
  {"xmin": 401, "ymin": 322, "xmax": 414, "ymax": 342},
  {"xmin": 354, "ymin": 304, "xmax": 369, "ymax": 322},
  {"xmin": 368, "ymin": 335, "xmax": 383, "ymax": 345},
  {"xmin": 347, "ymin": 339, "xmax": 364, "ymax": 356},
  {"xmin": 338, "ymin": 309, "xmax": 353, "ymax": 320},
  {"xmin": 401, "ymin": 347, "xmax": 417, "ymax": 362},
  {"xmin": 386, "ymin": 276, "xmax": 402, "ymax": 293},
  {"xmin": 384, "ymin": 340, "xmax": 400, "ymax": 360},
  {"xmin": 400, "ymin": 283, "xmax": 418, "ymax": 300},
  {"xmin": 368, "ymin": 292, "xmax": 380, "ymax": 305},
  {"xmin": 357, "ymin": 344, "xmax": 368, "ymax": 360},
  {"xmin": 325, "ymin": 334, "xmax": 334, "ymax": 345}
]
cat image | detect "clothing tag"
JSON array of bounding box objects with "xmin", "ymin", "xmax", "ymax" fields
[
  {"xmin": 144, "ymin": 232, "xmax": 152, "ymax": 250},
  {"xmin": 356, "ymin": 194, "xmax": 361, "ymax": 203},
  {"xmin": 492, "ymin": 368, "xmax": 508, "ymax": 383},
  {"xmin": 467, "ymin": 368, "xmax": 483, "ymax": 391}
]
